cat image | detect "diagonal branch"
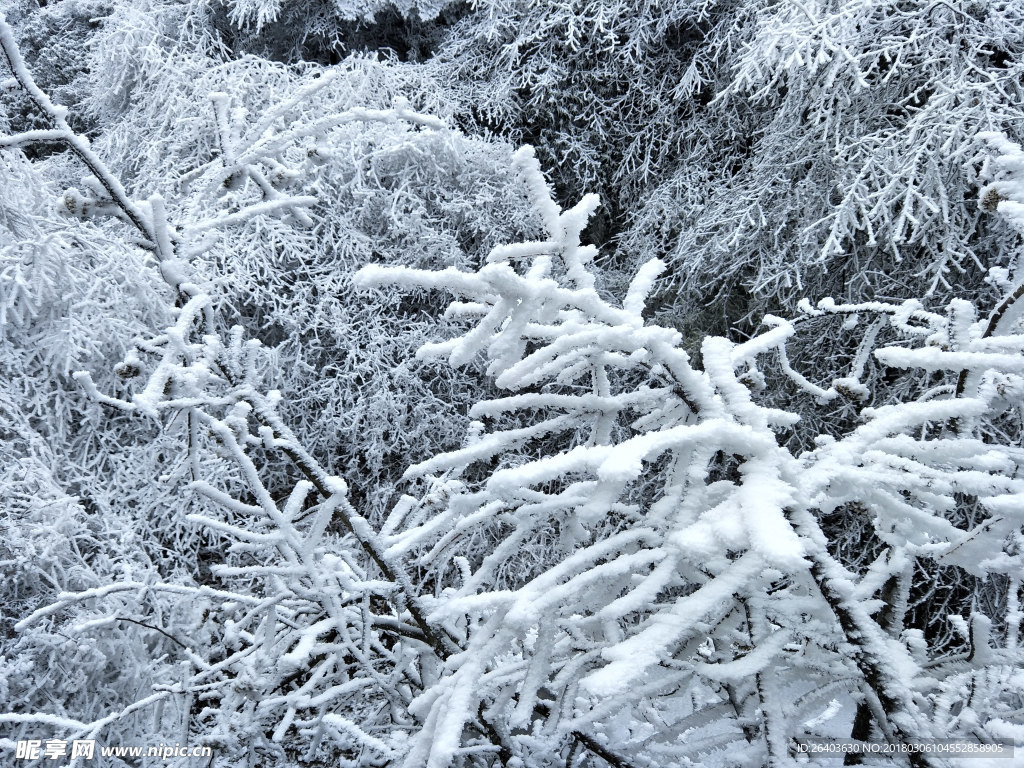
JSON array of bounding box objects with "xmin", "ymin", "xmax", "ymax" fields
[{"xmin": 0, "ymin": 13, "xmax": 155, "ymax": 245}]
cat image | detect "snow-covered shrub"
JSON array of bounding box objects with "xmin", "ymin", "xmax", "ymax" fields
[
  {"xmin": 3, "ymin": 4, "xmax": 1024, "ymax": 768},
  {"xmin": 0, "ymin": 0, "xmax": 109, "ymax": 138},
  {"xmin": 208, "ymin": 0, "xmax": 467, "ymax": 64},
  {"xmin": 429, "ymin": 0, "xmax": 732, "ymax": 227},
  {"xmin": 1, "ymin": 12, "xmax": 536, "ymax": 763},
  {"xmin": 426, "ymin": 1, "xmax": 1024, "ymax": 448},
  {"xmin": 357, "ymin": 146, "xmax": 1024, "ymax": 767},
  {"xmin": 58, "ymin": 0, "xmax": 542, "ymax": 519},
  {"xmin": 622, "ymin": 0, "xmax": 1024, "ymax": 333},
  {"xmin": 0, "ymin": 77, "xmax": 192, "ymax": 755}
]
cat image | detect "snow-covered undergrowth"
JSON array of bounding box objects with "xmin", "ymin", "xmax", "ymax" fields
[{"xmin": 1, "ymin": 3, "xmax": 1024, "ymax": 767}]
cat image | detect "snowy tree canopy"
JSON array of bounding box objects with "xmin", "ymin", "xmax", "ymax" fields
[{"xmin": 1, "ymin": 1, "xmax": 1023, "ymax": 767}]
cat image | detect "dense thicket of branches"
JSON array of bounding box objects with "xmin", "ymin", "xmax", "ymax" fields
[{"xmin": 1, "ymin": 1, "xmax": 1023, "ymax": 766}]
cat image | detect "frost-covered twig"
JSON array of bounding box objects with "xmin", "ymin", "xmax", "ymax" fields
[{"xmin": 0, "ymin": 13, "xmax": 155, "ymax": 243}]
